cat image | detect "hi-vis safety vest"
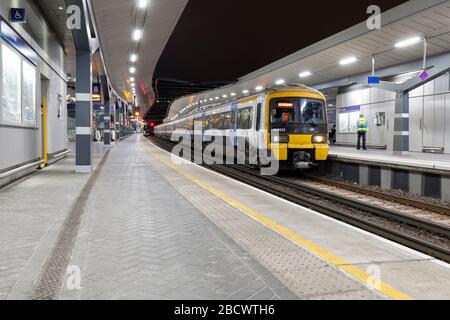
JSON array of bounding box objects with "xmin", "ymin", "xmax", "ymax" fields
[{"xmin": 357, "ymin": 118, "xmax": 368, "ymax": 133}]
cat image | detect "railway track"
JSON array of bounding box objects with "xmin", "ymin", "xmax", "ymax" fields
[
  {"xmin": 149, "ymin": 136, "xmax": 450, "ymax": 263},
  {"xmin": 306, "ymin": 175, "xmax": 450, "ymax": 217}
]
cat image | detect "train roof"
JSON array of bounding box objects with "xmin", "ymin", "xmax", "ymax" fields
[{"xmin": 163, "ymin": 83, "xmax": 324, "ymax": 123}]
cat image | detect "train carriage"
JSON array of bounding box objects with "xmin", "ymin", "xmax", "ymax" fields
[{"xmin": 155, "ymin": 84, "xmax": 330, "ymax": 169}]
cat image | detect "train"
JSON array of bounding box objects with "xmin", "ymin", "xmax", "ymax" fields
[{"xmin": 154, "ymin": 84, "xmax": 330, "ymax": 169}]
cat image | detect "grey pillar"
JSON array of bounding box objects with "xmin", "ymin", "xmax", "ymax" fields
[
  {"xmin": 100, "ymin": 76, "xmax": 111, "ymax": 145},
  {"xmin": 393, "ymin": 91, "xmax": 409, "ymax": 154},
  {"xmin": 67, "ymin": 0, "xmax": 93, "ymax": 173},
  {"xmin": 115, "ymin": 100, "xmax": 121, "ymax": 141},
  {"xmin": 75, "ymin": 50, "xmax": 92, "ymax": 173}
]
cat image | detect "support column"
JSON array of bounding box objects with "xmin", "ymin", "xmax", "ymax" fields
[
  {"xmin": 115, "ymin": 100, "xmax": 121, "ymax": 141},
  {"xmin": 100, "ymin": 76, "xmax": 111, "ymax": 145},
  {"xmin": 75, "ymin": 50, "xmax": 92, "ymax": 173},
  {"xmin": 393, "ymin": 91, "xmax": 410, "ymax": 155}
]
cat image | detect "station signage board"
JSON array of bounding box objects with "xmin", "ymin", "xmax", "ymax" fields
[
  {"xmin": 0, "ymin": 19, "xmax": 38, "ymax": 65},
  {"xmin": 92, "ymin": 83, "xmax": 102, "ymax": 102},
  {"xmin": 368, "ymin": 76, "xmax": 380, "ymax": 84}
]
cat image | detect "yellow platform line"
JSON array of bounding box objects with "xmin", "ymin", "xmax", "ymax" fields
[{"xmin": 143, "ymin": 143, "xmax": 413, "ymax": 301}]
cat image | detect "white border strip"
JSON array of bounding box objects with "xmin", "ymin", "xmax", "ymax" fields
[
  {"xmin": 75, "ymin": 165, "xmax": 92, "ymax": 174},
  {"xmin": 76, "ymin": 127, "xmax": 92, "ymax": 135},
  {"xmin": 76, "ymin": 93, "xmax": 91, "ymax": 102}
]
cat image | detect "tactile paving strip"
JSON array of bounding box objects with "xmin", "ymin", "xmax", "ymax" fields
[
  {"xmin": 144, "ymin": 145, "xmax": 386, "ymax": 300},
  {"xmin": 28, "ymin": 150, "xmax": 111, "ymax": 300}
]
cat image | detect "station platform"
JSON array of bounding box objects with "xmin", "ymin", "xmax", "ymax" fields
[
  {"xmin": 327, "ymin": 146, "xmax": 450, "ymax": 201},
  {"xmin": 1, "ymin": 135, "xmax": 450, "ymax": 300},
  {"xmin": 329, "ymin": 146, "xmax": 450, "ymax": 173}
]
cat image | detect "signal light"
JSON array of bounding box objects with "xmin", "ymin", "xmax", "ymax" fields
[{"xmin": 149, "ymin": 121, "xmax": 155, "ymax": 127}]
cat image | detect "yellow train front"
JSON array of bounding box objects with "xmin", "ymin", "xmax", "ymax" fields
[{"xmin": 265, "ymin": 89, "xmax": 329, "ymax": 169}]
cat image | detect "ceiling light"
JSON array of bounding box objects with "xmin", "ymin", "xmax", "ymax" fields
[
  {"xmin": 130, "ymin": 77, "xmax": 135, "ymax": 82},
  {"xmin": 132, "ymin": 29, "xmax": 142, "ymax": 41},
  {"xmin": 230, "ymin": 92, "xmax": 236, "ymax": 96},
  {"xmin": 255, "ymin": 86, "xmax": 263, "ymax": 91},
  {"xmin": 242, "ymin": 90, "xmax": 249, "ymax": 94},
  {"xmin": 222, "ymin": 94, "xmax": 228, "ymax": 98},
  {"xmin": 299, "ymin": 71, "xmax": 312, "ymax": 78},
  {"xmin": 215, "ymin": 97, "xmax": 219, "ymax": 100},
  {"xmin": 209, "ymin": 98, "xmax": 213, "ymax": 101},
  {"xmin": 339, "ymin": 57, "xmax": 357, "ymax": 65},
  {"xmin": 129, "ymin": 66, "xmax": 136, "ymax": 74},
  {"xmin": 130, "ymin": 54, "xmax": 138, "ymax": 62},
  {"xmin": 395, "ymin": 37, "xmax": 422, "ymax": 48},
  {"xmin": 275, "ymin": 79, "xmax": 285, "ymax": 85},
  {"xmin": 138, "ymin": 0, "xmax": 148, "ymax": 9},
  {"xmin": 58, "ymin": 6, "xmax": 64, "ymax": 10},
  {"xmin": 131, "ymin": 83, "xmax": 135, "ymax": 87}
]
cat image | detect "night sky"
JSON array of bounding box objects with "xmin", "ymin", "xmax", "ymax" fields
[{"xmin": 155, "ymin": 0, "xmax": 408, "ymax": 83}]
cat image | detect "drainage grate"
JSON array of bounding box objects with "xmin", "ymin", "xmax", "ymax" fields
[{"xmin": 29, "ymin": 150, "xmax": 110, "ymax": 300}]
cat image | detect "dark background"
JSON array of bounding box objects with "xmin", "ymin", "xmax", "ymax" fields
[{"xmin": 147, "ymin": 0, "xmax": 408, "ymax": 120}]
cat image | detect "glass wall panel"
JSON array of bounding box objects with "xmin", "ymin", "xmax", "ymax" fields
[
  {"xmin": 2, "ymin": 45, "xmax": 22, "ymax": 124},
  {"xmin": 22, "ymin": 61, "xmax": 36, "ymax": 126}
]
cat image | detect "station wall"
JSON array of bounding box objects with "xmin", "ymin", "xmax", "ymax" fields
[
  {"xmin": 335, "ymin": 73, "xmax": 450, "ymax": 154},
  {"xmin": 336, "ymin": 87, "xmax": 396, "ymax": 149},
  {"xmin": 0, "ymin": 1, "xmax": 67, "ymax": 173}
]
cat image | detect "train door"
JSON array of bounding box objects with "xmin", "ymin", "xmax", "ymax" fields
[
  {"xmin": 40, "ymin": 77, "xmax": 50, "ymax": 168},
  {"xmin": 230, "ymin": 103, "xmax": 238, "ymax": 147},
  {"xmin": 256, "ymin": 96, "xmax": 265, "ymax": 150}
]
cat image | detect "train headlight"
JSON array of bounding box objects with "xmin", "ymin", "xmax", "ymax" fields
[
  {"xmin": 271, "ymin": 135, "xmax": 289, "ymax": 144},
  {"xmin": 312, "ymin": 135, "xmax": 327, "ymax": 144}
]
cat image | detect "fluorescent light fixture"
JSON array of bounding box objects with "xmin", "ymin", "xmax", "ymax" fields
[
  {"xmin": 209, "ymin": 98, "xmax": 214, "ymax": 101},
  {"xmin": 138, "ymin": 0, "xmax": 148, "ymax": 8},
  {"xmin": 222, "ymin": 94, "xmax": 228, "ymax": 98},
  {"xmin": 275, "ymin": 79, "xmax": 285, "ymax": 85},
  {"xmin": 255, "ymin": 86, "xmax": 263, "ymax": 91},
  {"xmin": 299, "ymin": 71, "xmax": 312, "ymax": 78},
  {"xmin": 130, "ymin": 54, "xmax": 138, "ymax": 62},
  {"xmin": 242, "ymin": 90, "xmax": 249, "ymax": 94},
  {"xmin": 395, "ymin": 37, "xmax": 422, "ymax": 48},
  {"xmin": 230, "ymin": 92, "xmax": 236, "ymax": 96},
  {"xmin": 129, "ymin": 66, "xmax": 136, "ymax": 74},
  {"xmin": 132, "ymin": 29, "xmax": 142, "ymax": 41},
  {"xmin": 339, "ymin": 57, "xmax": 357, "ymax": 65},
  {"xmin": 215, "ymin": 97, "xmax": 219, "ymax": 100}
]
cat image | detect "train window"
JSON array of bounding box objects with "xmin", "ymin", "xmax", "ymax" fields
[
  {"xmin": 271, "ymin": 102, "xmax": 295, "ymax": 124},
  {"xmin": 256, "ymin": 103, "xmax": 262, "ymax": 131},
  {"xmin": 222, "ymin": 112, "xmax": 231, "ymax": 130},
  {"xmin": 270, "ymin": 98, "xmax": 326, "ymax": 127},
  {"xmin": 231, "ymin": 109, "xmax": 237, "ymax": 130},
  {"xmin": 203, "ymin": 117, "xmax": 209, "ymax": 130},
  {"xmin": 238, "ymin": 107, "xmax": 253, "ymax": 129},
  {"xmin": 300, "ymin": 99, "xmax": 326, "ymax": 125}
]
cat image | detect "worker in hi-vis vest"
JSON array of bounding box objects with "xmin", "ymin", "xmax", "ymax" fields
[{"xmin": 356, "ymin": 114, "xmax": 368, "ymax": 150}]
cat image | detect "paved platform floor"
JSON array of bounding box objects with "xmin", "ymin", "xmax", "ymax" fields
[
  {"xmin": 329, "ymin": 146, "xmax": 450, "ymax": 171},
  {"xmin": 1, "ymin": 135, "xmax": 450, "ymax": 300}
]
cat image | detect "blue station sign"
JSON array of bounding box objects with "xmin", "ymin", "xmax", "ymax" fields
[
  {"xmin": 368, "ymin": 76, "xmax": 380, "ymax": 84},
  {"xmin": 10, "ymin": 8, "xmax": 26, "ymax": 24}
]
